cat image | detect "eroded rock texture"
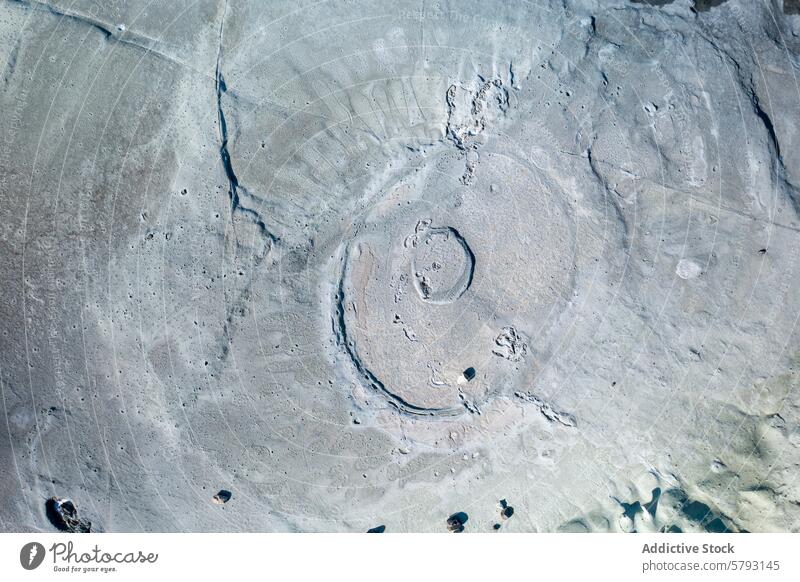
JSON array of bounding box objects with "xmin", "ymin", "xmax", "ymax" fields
[{"xmin": 2, "ymin": 0, "xmax": 800, "ymax": 532}]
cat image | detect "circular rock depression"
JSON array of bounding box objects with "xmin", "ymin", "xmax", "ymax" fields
[
  {"xmin": 332, "ymin": 151, "xmax": 579, "ymax": 418},
  {"xmin": 411, "ymin": 224, "xmax": 475, "ymax": 304}
]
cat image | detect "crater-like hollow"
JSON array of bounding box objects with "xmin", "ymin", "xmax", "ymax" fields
[{"xmin": 411, "ymin": 226, "xmax": 475, "ymax": 304}]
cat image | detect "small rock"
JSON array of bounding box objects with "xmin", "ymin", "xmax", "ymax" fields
[
  {"xmin": 447, "ymin": 511, "xmax": 468, "ymax": 533},
  {"xmin": 46, "ymin": 497, "xmax": 91, "ymax": 533},
  {"xmin": 212, "ymin": 490, "xmax": 232, "ymax": 504},
  {"xmin": 499, "ymin": 499, "xmax": 514, "ymax": 520}
]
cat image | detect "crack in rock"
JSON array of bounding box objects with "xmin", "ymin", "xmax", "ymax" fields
[
  {"xmin": 211, "ymin": 0, "xmax": 278, "ymax": 368},
  {"xmin": 10, "ymin": 0, "xmax": 205, "ymax": 76},
  {"xmin": 214, "ymin": 1, "xmax": 276, "ymax": 249},
  {"xmin": 514, "ymin": 391, "xmax": 577, "ymax": 428}
]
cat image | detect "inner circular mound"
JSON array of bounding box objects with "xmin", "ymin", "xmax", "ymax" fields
[{"xmin": 411, "ymin": 226, "xmax": 475, "ymax": 304}]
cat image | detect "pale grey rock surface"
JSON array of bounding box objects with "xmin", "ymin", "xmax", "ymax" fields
[{"xmin": 1, "ymin": 0, "xmax": 800, "ymax": 532}]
